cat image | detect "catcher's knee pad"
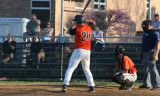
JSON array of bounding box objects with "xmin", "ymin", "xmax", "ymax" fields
[
  {"xmin": 116, "ymin": 73, "xmax": 124, "ymax": 83},
  {"xmin": 112, "ymin": 77, "xmax": 121, "ymax": 84},
  {"xmin": 110, "ymin": 73, "xmax": 123, "ymax": 84},
  {"xmin": 116, "ymin": 73, "xmax": 133, "ymax": 87},
  {"xmin": 123, "ymin": 79, "xmax": 133, "ymax": 87}
]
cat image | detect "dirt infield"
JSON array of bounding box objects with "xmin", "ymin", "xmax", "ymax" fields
[{"xmin": 1, "ymin": 83, "xmax": 160, "ymax": 96}]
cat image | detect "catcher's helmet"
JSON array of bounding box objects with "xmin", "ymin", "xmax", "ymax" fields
[
  {"xmin": 141, "ymin": 20, "xmax": 152, "ymax": 32},
  {"xmin": 113, "ymin": 45, "xmax": 125, "ymax": 54},
  {"xmin": 72, "ymin": 15, "xmax": 85, "ymax": 22}
]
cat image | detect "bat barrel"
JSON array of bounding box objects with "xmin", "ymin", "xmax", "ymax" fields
[{"xmin": 81, "ymin": 0, "xmax": 91, "ymax": 15}]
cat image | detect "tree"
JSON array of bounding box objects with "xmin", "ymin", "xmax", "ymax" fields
[{"xmin": 85, "ymin": 9, "xmax": 132, "ymax": 37}]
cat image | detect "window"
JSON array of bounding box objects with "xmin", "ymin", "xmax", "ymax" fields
[
  {"xmin": 94, "ymin": 5, "xmax": 98, "ymax": 9},
  {"xmin": 31, "ymin": 0, "xmax": 51, "ymax": 29},
  {"xmin": 64, "ymin": 0, "xmax": 84, "ymax": 2},
  {"xmin": 100, "ymin": 0, "xmax": 105, "ymax": 3},
  {"xmin": 32, "ymin": 1, "xmax": 50, "ymax": 7},
  {"xmin": 94, "ymin": 0, "xmax": 106, "ymax": 10}
]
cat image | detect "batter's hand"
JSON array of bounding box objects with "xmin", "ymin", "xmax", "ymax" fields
[{"xmin": 71, "ymin": 22, "xmax": 77, "ymax": 29}]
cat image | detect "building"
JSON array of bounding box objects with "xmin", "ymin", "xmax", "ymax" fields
[
  {"xmin": 0, "ymin": 0, "xmax": 55, "ymax": 35},
  {"xmin": 0, "ymin": 0, "xmax": 159, "ymax": 37}
]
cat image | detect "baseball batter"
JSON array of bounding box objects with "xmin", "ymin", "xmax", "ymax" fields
[{"xmin": 62, "ymin": 15, "xmax": 95, "ymax": 92}]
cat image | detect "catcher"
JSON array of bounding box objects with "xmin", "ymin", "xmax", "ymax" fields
[{"xmin": 107, "ymin": 46, "xmax": 137, "ymax": 90}]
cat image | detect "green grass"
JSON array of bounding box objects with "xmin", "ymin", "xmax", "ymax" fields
[
  {"xmin": 70, "ymin": 81, "xmax": 142, "ymax": 86},
  {"xmin": 0, "ymin": 81, "xmax": 143, "ymax": 86}
]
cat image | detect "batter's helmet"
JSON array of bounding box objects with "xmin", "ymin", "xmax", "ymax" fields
[
  {"xmin": 113, "ymin": 46, "xmax": 125, "ymax": 54},
  {"xmin": 141, "ymin": 20, "xmax": 152, "ymax": 32},
  {"xmin": 72, "ymin": 15, "xmax": 85, "ymax": 22}
]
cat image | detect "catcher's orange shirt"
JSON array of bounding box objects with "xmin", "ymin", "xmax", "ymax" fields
[
  {"xmin": 74, "ymin": 24, "xmax": 92, "ymax": 50},
  {"xmin": 116, "ymin": 56, "xmax": 137, "ymax": 74}
]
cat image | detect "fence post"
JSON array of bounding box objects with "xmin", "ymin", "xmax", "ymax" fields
[
  {"xmin": 147, "ymin": 0, "xmax": 151, "ymax": 20},
  {"xmin": 60, "ymin": 0, "xmax": 64, "ymax": 81},
  {"xmin": 60, "ymin": 43, "xmax": 64, "ymax": 81}
]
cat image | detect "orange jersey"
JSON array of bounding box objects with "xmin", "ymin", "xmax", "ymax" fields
[
  {"xmin": 74, "ymin": 24, "xmax": 92, "ymax": 50},
  {"xmin": 116, "ymin": 56, "xmax": 137, "ymax": 74}
]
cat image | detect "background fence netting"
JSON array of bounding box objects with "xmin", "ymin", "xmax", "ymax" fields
[{"xmin": 0, "ymin": 0, "xmax": 159, "ymax": 81}]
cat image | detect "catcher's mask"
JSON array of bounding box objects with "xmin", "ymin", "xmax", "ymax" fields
[
  {"xmin": 141, "ymin": 20, "xmax": 152, "ymax": 32},
  {"xmin": 113, "ymin": 45, "xmax": 125, "ymax": 54}
]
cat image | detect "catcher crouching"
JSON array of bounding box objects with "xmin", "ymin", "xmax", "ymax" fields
[{"xmin": 107, "ymin": 46, "xmax": 137, "ymax": 90}]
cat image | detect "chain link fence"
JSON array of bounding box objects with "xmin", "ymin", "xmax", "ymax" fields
[
  {"xmin": 63, "ymin": 0, "xmax": 146, "ymax": 42},
  {"xmin": 0, "ymin": 0, "xmax": 159, "ymax": 80},
  {"xmin": 0, "ymin": 0, "xmax": 159, "ymax": 39}
]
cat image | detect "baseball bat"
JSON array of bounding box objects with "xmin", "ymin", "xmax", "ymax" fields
[{"xmin": 81, "ymin": 0, "xmax": 92, "ymax": 15}]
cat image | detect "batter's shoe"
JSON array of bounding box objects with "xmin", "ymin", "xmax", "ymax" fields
[
  {"xmin": 139, "ymin": 85, "xmax": 151, "ymax": 89},
  {"xmin": 62, "ymin": 84, "xmax": 67, "ymax": 92},
  {"xmin": 88, "ymin": 87, "xmax": 95, "ymax": 92},
  {"xmin": 151, "ymin": 87, "xmax": 160, "ymax": 90}
]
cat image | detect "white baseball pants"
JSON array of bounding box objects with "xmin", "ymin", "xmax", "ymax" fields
[
  {"xmin": 63, "ymin": 49, "xmax": 95, "ymax": 86},
  {"xmin": 116, "ymin": 72, "xmax": 137, "ymax": 82}
]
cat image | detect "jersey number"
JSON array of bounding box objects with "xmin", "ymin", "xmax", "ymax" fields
[{"xmin": 81, "ymin": 32, "xmax": 91, "ymax": 41}]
